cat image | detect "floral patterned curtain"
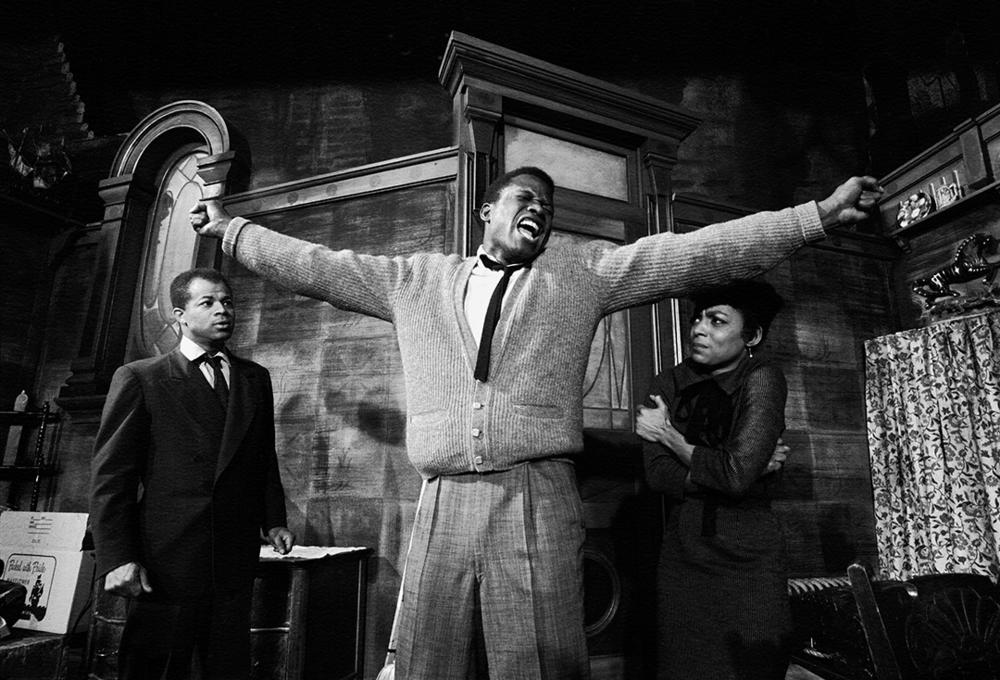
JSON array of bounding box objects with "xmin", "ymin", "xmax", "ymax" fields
[{"xmin": 865, "ymin": 311, "xmax": 1000, "ymax": 580}]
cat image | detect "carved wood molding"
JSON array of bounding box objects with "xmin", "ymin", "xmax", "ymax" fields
[
  {"xmin": 438, "ymin": 31, "xmax": 702, "ymax": 261},
  {"xmin": 438, "ymin": 31, "xmax": 701, "ymax": 146},
  {"xmin": 109, "ymin": 100, "xmax": 232, "ymax": 177},
  {"xmin": 223, "ymin": 147, "xmax": 459, "ymax": 218},
  {"xmin": 58, "ymin": 101, "xmax": 245, "ymax": 414}
]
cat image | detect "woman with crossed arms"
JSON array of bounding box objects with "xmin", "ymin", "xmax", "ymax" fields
[{"xmin": 638, "ymin": 279, "xmax": 792, "ymax": 680}]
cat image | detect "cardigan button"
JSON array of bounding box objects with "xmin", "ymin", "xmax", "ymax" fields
[{"xmin": 471, "ymin": 428, "xmax": 482, "ymax": 438}]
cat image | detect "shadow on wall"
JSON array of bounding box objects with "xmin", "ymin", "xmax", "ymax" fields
[
  {"xmin": 304, "ymin": 398, "xmax": 413, "ymax": 674},
  {"xmin": 819, "ymin": 503, "xmax": 858, "ymax": 572},
  {"xmin": 357, "ymin": 400, "xmax": 406, "ymax": 446}
]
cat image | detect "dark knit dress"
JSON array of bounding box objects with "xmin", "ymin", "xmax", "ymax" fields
[{"xmin": 643, "ymin": 355, "xmax": 792, "ymax": 680}]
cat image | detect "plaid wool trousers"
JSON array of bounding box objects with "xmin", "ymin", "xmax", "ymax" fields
[{"xmin": 395, "ymin": 458, "xmax": 590, "ymax": 680}]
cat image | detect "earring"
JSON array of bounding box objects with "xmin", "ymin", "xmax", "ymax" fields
[{"xmin": 746, "ymin": 345, "xmax": 754, "ymax": 359}]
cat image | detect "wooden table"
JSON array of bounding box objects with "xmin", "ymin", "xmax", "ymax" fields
[{"xmin": 251, "ymin": 546, "xmax": 371, "ymax": 680}]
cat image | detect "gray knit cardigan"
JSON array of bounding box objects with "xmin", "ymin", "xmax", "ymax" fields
[{"xmin": 224, "ymin": 203, "xmax": 823, "ymax": 478}]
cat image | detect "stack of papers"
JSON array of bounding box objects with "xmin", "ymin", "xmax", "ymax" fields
[{"xmin": 259, "ymin": 545, "xmax": 368, "ymax": 561}]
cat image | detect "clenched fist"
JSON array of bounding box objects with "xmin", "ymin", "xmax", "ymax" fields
[{"xmin": 189, "ymin": 199, "xmax": 232, "ymax": 239}]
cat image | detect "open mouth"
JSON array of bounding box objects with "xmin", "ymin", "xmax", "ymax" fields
[{"xmin": 516, "ymin": 216, "xmax": 543, "ymax": 239}]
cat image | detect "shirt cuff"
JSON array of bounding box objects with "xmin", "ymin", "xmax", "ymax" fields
[
  {"xmin": 222, "ymin": 216, "xmax": 251, "ymax": 257},
  {"xmin": 795, "ymin": 202, "xmax": 825, "ymax": 243}
]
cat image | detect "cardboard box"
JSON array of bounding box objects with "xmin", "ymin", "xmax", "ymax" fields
[{"xmin": 0, "ymin": 511, "xmax": 95, "ymax": 633}]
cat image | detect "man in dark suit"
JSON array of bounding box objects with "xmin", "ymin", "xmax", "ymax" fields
[{"xmin": 90, "ymin": 267, "xmax": 295, "ymax": 680}]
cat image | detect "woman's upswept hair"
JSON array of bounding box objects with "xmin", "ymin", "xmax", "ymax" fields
[{"xmin": 690, "ymin": 279, "xmax": 784, "ymax": 343}]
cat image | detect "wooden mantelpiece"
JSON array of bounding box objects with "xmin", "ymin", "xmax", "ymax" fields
[{"xmin": 876, "ymin": 105, "xmax": 1000, "ymax": 328}]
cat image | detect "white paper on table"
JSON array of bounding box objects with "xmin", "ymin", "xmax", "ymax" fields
[{"xmin": 259, "ymin": 544, "xmax": 368, "ymax": 561}]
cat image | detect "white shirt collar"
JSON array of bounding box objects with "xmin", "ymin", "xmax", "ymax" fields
[
  {"xmin": 178, "ymin": 335, "xmax": 227, "ymax": 363},
  {"xmin": 473, "ymin": 245, "xmax": 493, "ymax": 271},
  {"xmin": 473, "ymin": 246, "xmax": 524, "ymax": 276}
]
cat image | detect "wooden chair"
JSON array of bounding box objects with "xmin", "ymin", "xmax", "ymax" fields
[
  {"xmin": 905, "ymin": 574, "xmax": 1000, "ymax": 679},
  {"xmin": 847, "ymin": 563, "xmax": 904, "ymax": 680},
  {"xmin": 847, "ymin": 564, "xmax": 1000, "ymax": 680},
  {"xmin": 787, "ymin": 571, "xmax": 890, "ymax": 680}
]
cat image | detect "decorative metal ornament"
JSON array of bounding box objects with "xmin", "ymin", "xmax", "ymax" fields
[
  {"xmin": 911, "ymin": 232, "xmax": 1000, "ymax": 308},
  {"xmin": 896, "ymin": 191, "xmax": 935, "ymax": 230},
  {"xmin": 933, "ymin": 169, "xmax": 964, "ymax": 209}
]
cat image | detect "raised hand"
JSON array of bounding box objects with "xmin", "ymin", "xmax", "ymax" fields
[
  {"xmin": 189, "ymin": 199, "xmax": 233, "ymax": 239},
  {"xmin": 817, "ymin": 176, "xmax": 883, "ymax": 229}
]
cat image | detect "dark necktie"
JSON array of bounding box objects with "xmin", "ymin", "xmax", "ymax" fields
[
  {"xmin": 202, "ymin": 354, "xmax": 229, "ymax": 410},
  {"xmin": 474, "ymin": 255, "xmax": 524, "ymax": 382}
]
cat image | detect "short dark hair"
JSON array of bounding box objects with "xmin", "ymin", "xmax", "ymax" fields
[
  {"xmin": 482, "ymin": 166, "xmax": 555, "ymax": 205},
  {"xmin": 689, "ymin": 279, "xmax": 784, "ymax": 343},
  {"xmin": 170, "ymin": 268, "xmax": 231, "ymax": 309}
]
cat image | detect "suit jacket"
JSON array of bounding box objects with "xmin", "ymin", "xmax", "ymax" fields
[{"xmin": 90, "ymin": 347, "xmax": 288, "ymax": 602}]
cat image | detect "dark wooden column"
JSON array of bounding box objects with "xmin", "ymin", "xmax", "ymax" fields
[
  {"xmin": 58, "ymin": 175, "xmax": 153, "ymax": 414},
  {"xmin": 642, "ymin": 145, "xmax": 682, "ymax": 382},
  {"xmin": 449, "ymin": 87, "xmax": 502, "ymax": 256}
]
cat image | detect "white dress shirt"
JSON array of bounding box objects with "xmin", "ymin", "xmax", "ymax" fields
[
  {"xmin": 178, "ymin": 335, "xmax": 230, "ymax": 389},
  {"xmin": 464, "ymin": 246, "xmax": 527, "ymax": 346}
]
